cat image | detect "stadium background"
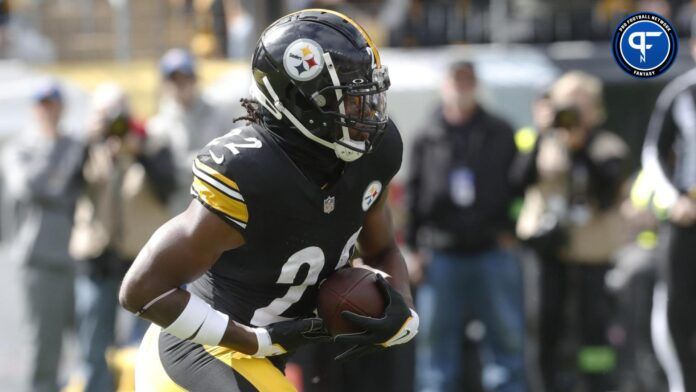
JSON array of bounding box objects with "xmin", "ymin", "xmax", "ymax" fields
[{"xmin": 0, "ymin": 0, "xmax": 690, "ymax": 391}]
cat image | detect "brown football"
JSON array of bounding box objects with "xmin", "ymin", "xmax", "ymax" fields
[{"xmin": 317, "ymin": 267, "xmax": 386, "ymax": 336}]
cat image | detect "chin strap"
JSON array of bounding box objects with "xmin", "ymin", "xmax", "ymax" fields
[
  {"xmin": 249, "ymin": 55, "xmax": 365, "ymax": 162},
  {"xmin": 249, "ymin": 77, "xmax": 282, "ymax": 121},
  {"xmin": 251, "ymin": 77, "xmax": 336, "ymax": 151},
  {"xmin": 324, "ymin": 52, "xmax": 365, "ymax": 162}
]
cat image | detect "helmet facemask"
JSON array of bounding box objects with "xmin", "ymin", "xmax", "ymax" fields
[
  {"xmin": 311, "ymin": 54, "xmax": 390, "ymax": 161},
  {"xmin": 251, "ymin": 56, "xmax": 390, "ymax": 162}
]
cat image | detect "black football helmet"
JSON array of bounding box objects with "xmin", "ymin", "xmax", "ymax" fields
[{"xmin": 250, "ymin": 9, "xmax": 390, "ymax": 162}]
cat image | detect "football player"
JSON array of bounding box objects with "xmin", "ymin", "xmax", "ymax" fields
[{"xmin": 119, "ymin": 9, "xmax": 419, "ymax": 391}]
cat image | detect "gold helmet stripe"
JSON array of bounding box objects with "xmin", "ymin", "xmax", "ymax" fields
[{"xmin": 284, "ymin": 8, "xmax": 381, "ymax": 68}]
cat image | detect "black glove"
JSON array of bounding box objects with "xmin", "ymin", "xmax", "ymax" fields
[
  {"xmin": 252, "ymin": 317, "xmax": 331, "ymax": 357},
  {"xmin": 333, "ymin": 274, "xmax": 419, "ymax": 361}
]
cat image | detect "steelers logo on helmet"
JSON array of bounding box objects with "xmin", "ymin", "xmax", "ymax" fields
[{"xmin": 283, "ymin": 39, "xmax": 325, "ymax": 81}]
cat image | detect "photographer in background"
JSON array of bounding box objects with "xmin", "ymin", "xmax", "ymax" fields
[
  {"xmin": 69, "ymin": 83, "xmax": 175, "ymax": 392},
  {"xmin": 516, "ymin": 71, "xmax": 629, "ymax": 392}
]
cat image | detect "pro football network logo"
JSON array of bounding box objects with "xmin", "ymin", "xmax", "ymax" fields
[
  {"xmin": 362, "ymin": 181, "xmax": 382, "ymax": 211},
  {"xmin": 283, "ymin": 39, "xmax": 325, "ymax": 81},
  {"xmin": 612, "ymin": 12, "xmax": 678, "ymax": 78}
]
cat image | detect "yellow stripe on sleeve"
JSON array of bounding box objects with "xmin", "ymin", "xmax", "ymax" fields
[
  {"xmin": 194, "ymin": 159, "xmax": 241, "ymax": 192},
  {"xmin": 192, "ymin": 178, "xmax": 249, "ymax": 225}
]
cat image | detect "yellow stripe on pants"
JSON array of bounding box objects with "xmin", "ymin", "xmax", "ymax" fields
[{"xmin": 204, "ymin": 346, "xmax": 297, "ymax": 392}]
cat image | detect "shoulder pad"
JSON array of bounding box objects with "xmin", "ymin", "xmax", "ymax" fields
[{"xmin": 190, "ymin": 125, "xmax": 265, "ymax": 231}]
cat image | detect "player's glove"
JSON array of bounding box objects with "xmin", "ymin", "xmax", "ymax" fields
[
  {"xmin": 252, "ymin": 317, "xmax": 331, "ymax": 357},
  {"xmin": 333, "ymin": 274, "xmax": 419, "ymax": 361}
]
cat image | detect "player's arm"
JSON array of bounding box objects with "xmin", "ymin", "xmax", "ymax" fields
[
  {"xmin": 358, "ymin": 191, "xmax": 413, "ymax": 308},
  {"xmin": 333, "ymin": 190, "xmax": 419, "ymax": 361},
  {"xmin": 120, "ymin": 201, "xmax": 327, "ymax": 356},
  {"xmin": 119, "ymin": 201, "xmax": 262, "ymax": 353}
]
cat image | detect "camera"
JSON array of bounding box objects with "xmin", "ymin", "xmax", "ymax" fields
[
  {"xmin": 552, "ymin": 105, "xmax": 581, "ymax": 129},
  {"xmin": 104, "ymin": 114, "xmax": 130, "ymax": 139}
]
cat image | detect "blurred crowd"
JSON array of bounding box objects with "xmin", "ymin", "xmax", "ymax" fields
[
  {"xmin": 0, "ymin": 49, "xmax": 235, "ymax": 392},
  {"xmin": 185, "ymin": 0, "xmax": 696, "ymax": 57},
  {"xmin": 188, "ymin": 0, "xmax": 696, "ymax": 54},
  {"xmin": 0, "ymin": 1, "xmax": 695, "ymax": 392},
  {"xmin": 2, "ymin": 0, "xmax": 696, "ymax": 62}
]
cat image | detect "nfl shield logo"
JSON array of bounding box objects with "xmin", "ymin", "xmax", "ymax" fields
[{"xmin": 323, "ymin": 196, "xmax": 335, "ymax": 214}]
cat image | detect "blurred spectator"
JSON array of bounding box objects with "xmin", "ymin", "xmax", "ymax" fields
[
  {"xmin": 391, "ymin": 1, "xmax": 467, "ymax": 47},
  {"xmin": 512, "ymin": 91, "xmax": 554, "ymax": 183},
  {"xmin": 642, "ymin": 37, "xmax": 696, "ymax": 392},
  {"xmin": 0, "ymin": 0, "xmax": 8, "ymax": 58},
  {"xmin": 1, "ymin": 80, "xmax": 85, "ymax": 392},
  {"xmin": 408, "ymin": 61, "xmax": 526, "ymax": 392},
  {"xmin": 69, "ymin": 83, "xmax": 175, "ymax": 392},
  {"xmin": 147, "ymin": 48, "xmax": 230, "ymax": 214},
  {"xmin": 676, "ymin": 1, "xmax": 696, "ymax": 36},
  {"xmin": 224, "ymin": 0, "xmax": 253, "ymax": 59},
  {"xmin": 509, "ymin": 91, "xmax": 555, "ymax": 392},
  {"xmin": 189, "ymin": 0, "xmax": 227, "ymax": 57},
  {"xmin": 516, "ymin": 71, "xmax": 628, "ymax": 392},
  {"xmin": 636, "ymin": 0, "xmax": 671, "ymax": 18},
  {"xmin": 593, "ymin": 0, "xmax": 633, "ymax": 39}
]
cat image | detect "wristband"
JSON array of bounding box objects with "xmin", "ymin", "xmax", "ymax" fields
[
  {"xmin": 162, "ymin": 293, "xmax": 208, "ymax": 340},
  {"xmin": 191, "ymin": 306, "xmax": 229, "ymax": 346},
  {"xmin": 251, "ymin": 327, "xmax": 286, "ymax": 357}
]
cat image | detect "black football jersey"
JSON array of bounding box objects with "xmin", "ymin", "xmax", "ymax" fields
[{"xmin": 188, "ymin": 121, "xmax": 402, "ymax": 327}]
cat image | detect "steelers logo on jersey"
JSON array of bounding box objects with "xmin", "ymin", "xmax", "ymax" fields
[
  {"xmin": 283, "ymin": 39, "xmax": 325, "ymax": 81},
  {"xmin": 362, "ymin": 180, "xmax": 382, "ymax": 211}
]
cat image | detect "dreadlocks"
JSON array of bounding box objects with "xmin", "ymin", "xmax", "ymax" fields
[{"xmin": 233, "ymin": 98, "xmax": 263, "ymax": 125}]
